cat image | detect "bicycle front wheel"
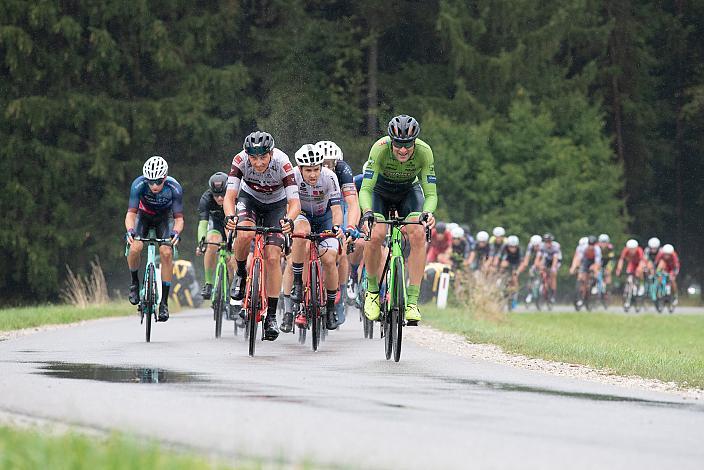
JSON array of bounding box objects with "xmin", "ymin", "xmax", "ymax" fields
[
  {"xmin": 145, "ymin": 263, "xmax": 156, "ymax": 343},
  {"xmin": 248, "ymin": 260, "xmax": 261, "ymax": 357},
  {"xmin": 213, "ymin": 267, "xmax": 223, "ymax": 339},
  {"xmin": 392, "ymin": 257, "xmax": 404, "ymax": 363},
  {"xmin": 311, "ymin": 262, "xmax": 321, "ymax": 351}
]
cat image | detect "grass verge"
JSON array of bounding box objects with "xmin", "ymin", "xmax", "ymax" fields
[
  {"xmin": 0, "ymin": 303, "xmax": 132, "ymax": 332},
  {"xmin": 423, "ymin": 306, "xmax": 704, "ymax": 388},
  {"xmin": 0, "ymin": 426, "xmax": 235, "ymax": 470}
]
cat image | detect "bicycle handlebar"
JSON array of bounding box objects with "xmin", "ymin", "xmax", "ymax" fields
[
  {"xmin": 133, "ymin": 236, "xmax": 173, "ymax": 245},
  {"xmin": 374, "ymin": 217, "xmax": 433, "ymax": 243},
  {"xmin": 290, "ymin": 231, "xmax": 339, "ymax": 241},
  {"xmin": 233, "ymin": 225, "xmax": 284, "ymax": 234}
]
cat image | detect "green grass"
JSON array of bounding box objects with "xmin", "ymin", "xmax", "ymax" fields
[
  {"xmin": 0, "ymin": 303, "xmax": 132, "ymax": 332},
  {"xmin": 0, "ymin": 426, "xmax": 236, "ymax": 470},
  {"xmin": 423, "ymin": 306, "xmax": 704, "ymax": 388}
]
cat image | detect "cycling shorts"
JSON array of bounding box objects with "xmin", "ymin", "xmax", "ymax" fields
[
  {"xmin": 236, "ymin": 192, "xmax": 286, "ymax": 248},
  {"xmin": 135, "ymin": 211, "xmax": 173, "ymax": 246},
  {"xmin": 579, "ymin": 257, "xmax": 597, "ymax": 274},
  {"xmin": 207, "ymin": 216, "xmax": 226, "ymax": 239},
  {"xmin": 371, "ymin": 183, "xmax": 424, "ymax": 220},
  {"xmin": 295, "ymin": 210, "xmax": 339, "ymax": 252}
]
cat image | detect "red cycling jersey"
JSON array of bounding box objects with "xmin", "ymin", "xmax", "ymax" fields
[
  {"xmin": 620, "ymin": 246, "xmax": 644, "ymax": 274},
  {"xmin": 655, "ymin": 250, "xmax": 680, "ymax": 275}
]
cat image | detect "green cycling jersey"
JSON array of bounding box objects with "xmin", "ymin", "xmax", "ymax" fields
[{"xmin": 359, "ymin": 136, "xmax": 438, "ymax": 213}]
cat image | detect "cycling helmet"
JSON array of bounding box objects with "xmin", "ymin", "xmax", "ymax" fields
[
  {"xmin": 507, "ymin": 235, "xmax": 519, "ymax": 247},
  {"xmin": 543, "ymin": 232, "xmax": 554, "ymax": 242},
  {"xmin": 662, "ymin": 244, "xmax": 674, "ymax": 255},
  {"xmin": 588, "ymin": 235, "xmax": 597, "ymax": 245},
  {"xmin": 294, "ymin": 144, "xmax": 324, "ymax": 167},
  {"xmin": 436, "ymin": 222, "xmax": 447, "ymax": 234},
  {"xmin": 626, "ymin": 239, "xmax": 639, "ymax": 249},
  {"xmin": 598, "ymin": 233, "xmax": 610, "ymax": 243},
  {"xmin": 476, "ymin": 231, "xmax": 489, "ymax": 243},
  {"xmin": 579, "ymin": 237, "xmax": 588, "ymax": 247},
  {"xmin": 492, "ymin": 226, "xmax": 506, "ymax": 237},
  {"xmin": 648, "ymin": 237, "xmax": 661, "ymax": 250},
  {"xmin": 143, "ymin": 156, "xmax": 168, "ymax": 180},
  {"xmin": 451, "ymin": 226, "xmax": 465, "ymax": 239},
  {"xmin": 208, "ymin": 172, "xmax": 229, "ymax": 196},
  {"xmin": 243, "ymin": 131, "xmax": 275, "ymax": 155},
  {"xmin": 388, "ymin": 114, "xmax": 420, "ymax": 143},
  {"xmin": 315, "ymin": 140, "xmax": 343, "ymax": 161},
  {"xmin": 530, "ymin": 234, "xmax": 542, "ymax": 246}
]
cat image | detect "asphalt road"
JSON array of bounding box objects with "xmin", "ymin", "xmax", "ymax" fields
[{"xmin": 1, "ymin": 308, "xmax": 703, "ymax": 469}]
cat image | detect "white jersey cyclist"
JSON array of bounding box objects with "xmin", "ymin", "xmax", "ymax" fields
[
  {"xmin": 294, "ymin": 166, "xmax": 342, "ymax": 217},
  {"xmin": 540, "ymin": 241, "xmax": 563, "ymax": 261},
  {"xmin": 228, "ymin": 148, "xmax": 298, "ymax": 203}
]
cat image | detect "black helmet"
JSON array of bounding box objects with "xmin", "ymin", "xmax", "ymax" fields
[
  {"xmin": 388, "ymin": 115, "xmax": 420, "ymax": 143},
  {"xmin": 588, "ymin": 235, "xmax": 597, "ymax": 245},
  {"xmin": 436, "ymin": 222, "xmax": 447, "ymax": 234},
  {"xmin": 243, "ymin": 131, "xmax": 275, "ymax": 155},
  {"xmin": 542, "ymin": 232, "xmax": 554, "ymax": 242},
  {"xmin": 208, "ymin": 172, "xmax": 228, "ymax": 196}
]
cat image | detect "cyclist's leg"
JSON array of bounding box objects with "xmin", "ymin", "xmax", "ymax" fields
[
  {"xmin": 361, "ymin": 193, "xmax": 387, "ymax": 320},
  {"xmin": 202, "ymin": 224, "xmax": 222, "ymax": 298},
  {"xmin": 156, "ymin": 214, "xmax": 174, "ymax": 320},
  {"xmin": 399, "ymin": 185, "xmax": 425, "ymax": 322},
  {"xmin": 127, "ymin": 212, "xmax": 147, "ymax": 304},
  {"xmin": 230, "ymin": 195, "xmax": 256, "ymax": 300},
  {"xmin": 320, "ymin": 238, "xmax": 340, "ymax": 329},
  {"xmin": 261, "ymin": 199, "xmax": 288, "ymax": 339},
  {"xmin": 290, "ymin": 214, "xmax": 311, "ymax": 304}
]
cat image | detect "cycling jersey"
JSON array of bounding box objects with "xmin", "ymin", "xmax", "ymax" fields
[
  {"xmin": 127, "ymin": 176, "xmax": 184, "ymax": 218},
  {"xmin": 427, "ymin": 230, "xmax": 452, "ymax": 263},
  {"xmin": 359, "ymin": 136, "xmax": 437, "ymax": 215},
  {"xmin": 599, "ymin": 242, "xmax": 615, "ymax": 267},
  {"xmin": 471, "ymin": 243, "xmax": 491, "ymax": 268},
  {"xmin": 294, "ymin": 167, "xmax": 341, "ymax": 218},
  {"xmin": 655, "ymin": 251, "xmax": 680, "ymax": 275},
  {"xmin": 198, "ymin": 189, "xmax": 226, "ymax": 239},
  {"xmin": 228, "ymin": 148, "xmax": 299, "ymax": 204},
  {"xmin": 644, "ymin": 247, "xmax": 659, "ymax": 264},
  {"xmin": 500, "ymin": 245, "xmax": 522, "ymax": 266},
  {"xmin": 540, "ymin": 241, "xmax": 562, "ymax": 262},
  {"xmin": 525, "ymin": 243, "xmax": 542, "ymax": 265},
  {"xmin": 488, "ymin": 236, "xmax": 506, "ymax": 258},
  {"xmin": 619, "ymin": 246, "xmax": 644, "ymax": 264},
  {"xmin": 582, "ymin": 245, "xmax": 602, "ymax": 264},
  {"xmin": 332, "ymin": 160, "xmax": 357, "ymax": 199},
  {"xmin": 353, "ymin": 173, "xmax": 363, "ymax": 193}
]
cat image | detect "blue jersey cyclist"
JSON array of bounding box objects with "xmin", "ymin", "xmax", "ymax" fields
[
  {"xmin": 125, "ymin": 156, "xmax": 184, "ymax": 322},
  {"xmin": 317, "ymin": 140, "xmax": 361, "ymax": 326}
]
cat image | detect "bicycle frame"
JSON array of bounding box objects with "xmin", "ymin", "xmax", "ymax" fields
[
  {"xmin": 199, "ymin": 238, "xmax": 232, "ymax": 337},
  {"xmin": 243, "ymin": 231, "xmax": 269, "ymax": 323}
]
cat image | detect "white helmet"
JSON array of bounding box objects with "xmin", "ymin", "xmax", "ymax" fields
[
  {"xmin": 143, "ymin": 156, "xmax": 168, "ymax": 180},
  {"xmin": 476, "ymin": 231, "xmax": 489, "ymax": 243},
  {"xmin": 315, "ymin": 140, "xmax": 343, "ymax": 161},
  {"xmin": 662, "ymin": 244, "xmax": 674, "ymax": 255},
  {"xmin": 579, "ymin": 237, "xmax": 588, "ymax": 247},
  {"xmin": 294, "ymin": 144, "xmax": 324, "ymax": 167},
  {"xmin": 648, "ymin": 237, "xmax": 661, "ymax": 250},
  {"xmin": 507, "ymin": 235, "xmax": 519, "ymax": 247},
  {"xmin": 598, "ymin": 233, "xmax": 610, "ymax": 243},
  {"xmin": 492, "ymin": 226, "xmax": 505, "ymax": 237},
  {"xmin": 451, "ymin": 226, "xmax": 465, "ymax": 239},
  {"xmin": 530, "ymin": 234, "xmax": 542, "ymax": 246},
  {"xmin": 447, "ymin": 222, "xmax": 459, "ymax": 232},
  {"xmin": 626, "ymin": 239, "xmax": 639, "ymax": 249}
]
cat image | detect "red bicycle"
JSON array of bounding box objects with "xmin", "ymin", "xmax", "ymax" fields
[
  {"xmin": 290, "ymin": 230, "xmax": 340, "ymax": 351},
  {"xmin": 233, "ymin": 225, "xmax": 284, "ymax": 357}
]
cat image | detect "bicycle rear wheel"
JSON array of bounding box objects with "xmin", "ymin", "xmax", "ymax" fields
[
  {"xmin": 248, "ymin": 260, "xmax": 261, "ymax": 357},
  {"xmin": 311, "ymin": 263, "xmax": 321, "ymax": 351},
  {"xmin": 213, "ymin": 267, "xmax": 223, "ymax": 338},
  {"xmin": 145, "ymin": 264, "xmax": 156, "ymax": 343},
  {"xmin": 392, "ymin": 257, "xmax": 404, "ymax": 363}
]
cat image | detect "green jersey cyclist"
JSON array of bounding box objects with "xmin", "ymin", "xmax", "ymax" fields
[{"xmin": 359, "ymin": 114, "xmax": 438, "ymax": 325}]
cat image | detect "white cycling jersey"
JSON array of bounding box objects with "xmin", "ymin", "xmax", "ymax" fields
[
  {"xmin": 294, "ymin": 167, "xmax": 341, "ymax": 217},
  {"xmin": 540, "ymin": 241, "xmax": 562, "ymax": 260},
  {"xmin": 228, "ymin": 148, "xmax": 299, "ymax": 203}
]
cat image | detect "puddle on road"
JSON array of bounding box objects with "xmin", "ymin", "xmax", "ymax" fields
[{"xmin": 34, "ymin": 362, "xmax": 207, "ymax": 384}]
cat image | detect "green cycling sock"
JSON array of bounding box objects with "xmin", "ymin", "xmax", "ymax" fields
[
  {"xmin": 406, "ymin": 284, "xmax": 420, "ymax": 305},
  {"xmin": 367, "ymin": 275, "xmax": 379, "ymax": 292},
  {"xmin": 205, "ymin": 268, "xmax": 214, "ymax": 284}
]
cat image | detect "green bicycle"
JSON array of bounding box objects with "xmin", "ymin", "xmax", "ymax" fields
[
  {"xmin": 371, "ymin": 213, "xmax": 431, "ymax": 362},
  {"xmin": 199, "ymin": 235, "xmax": 236, "ymax": 338},
  {"xmin": 128, "ymin": 229, "xmax": 174, "ymax": 343}
]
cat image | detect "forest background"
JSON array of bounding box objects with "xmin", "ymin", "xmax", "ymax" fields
[{"xmin": 1, "ymin": 0, "xmax": 702, "ymax": 304}]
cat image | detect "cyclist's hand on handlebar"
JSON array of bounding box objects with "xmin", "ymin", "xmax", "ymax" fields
[
  {"xmin": 126, "ymin": 228, "xmax": 136, "ymax": 245},
  {"xmin": 360, "ymin": 210, "xmax": 375, "ymax": 230},
  {"xmin": 345, "ymin": 225, "xmax": 362, "ymax": 239},
  {"xmin": 280, "ymin": 217, "xmax": 294, "ymax": 234},
  {"xmin": 421, "ymin": 211, "xmax": 436, "ymax": 230},
  {"xmin": 332, "ymin": 224, "xmax": 344, "ymax": 240},
  {"xmin": 196, "ymin": 237, "xmax": 205, "ymax": 256},
  {"xmin": 225, "ymin": 215, "xmax": 237, "ymax": 231}
]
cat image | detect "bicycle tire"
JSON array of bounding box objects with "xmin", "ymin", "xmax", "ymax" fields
[
  {"xmin": 248, "ymin": 260, "xmax": 261, "ymax": 357},
  {"xmin": 145, "ymin": 263, "xmax": 155, "ymax": 343},
  {"xmin": 213, "ymin": 266, "xmax": 223, "ymax": 338},
  {"xmin": 298, "ymin": 323, "xmax": 307, "ymax": 344},
  {"xmin": 535, "ymin": 282, "xmax": 543, "ymax": 311},
  {"xmin": 311, "ymin": 262, "xmax": 321, "ymax": 351},
  {"xmin": 623, "ymin": 281, "xmax": 632, "ymax": 312},
  {"xmin": 393, "ymin": 257, "xmax": 404, "ymax": 363}
]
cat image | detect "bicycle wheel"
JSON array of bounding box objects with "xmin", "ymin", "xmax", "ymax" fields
[
  {"xmin": 145, "ymin": 263, "xmax": 156, "ymax": 343},
  {"xmin": 298, "ymin": 322, "xmax": 307, "ymax": 344},
  {"xmin": 310, "ymin": 263, "xmax": 320, "ymax": 351},
  {"xmin": 622, "ymin": 282, "xmax": 632, "ymax": 312},
  {"xmin": 392, "ymin": 257, "xmax": 404, "ymax": 363},
  {"xmin": 248, "ymin": 260, "xmax": 261, "ymax": 357},
  {"xmin": 213, "ymin": 267, "xmax": 223, "ymax": 338}
]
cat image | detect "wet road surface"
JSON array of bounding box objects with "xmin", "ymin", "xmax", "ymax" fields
[{"xmin": 1, "ymin": 308, "xmax": 703, "ymax": 469}]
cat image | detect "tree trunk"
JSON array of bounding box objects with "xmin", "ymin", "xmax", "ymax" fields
[{"xmin": 366, "ymin": 30, "xmax": 378, "ymax": 136}]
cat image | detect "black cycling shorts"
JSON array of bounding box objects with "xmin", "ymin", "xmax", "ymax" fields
[
  {"xmin": 236, "ymin": 192, "xmax": 287, "ymax": 248},
  {"xmin": 371, "ymin": 183, "xmax": 425, "ymax": 220},
  {"xmin": 135, "ymin": 211, "xmax": 173, "ymax": 246}
]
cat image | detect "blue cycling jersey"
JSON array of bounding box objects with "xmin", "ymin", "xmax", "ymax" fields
[
  {"xmin": 353, "ymin": 174, "xmax": 363, "ymax": 193},
  {"xmin": 128, "ymin": 176, "xmax": 184, "ymax": 217}
]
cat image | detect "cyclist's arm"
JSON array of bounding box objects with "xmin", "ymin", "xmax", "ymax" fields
[
  {"xmin": 225, "ymin": 154, "xmax": 244, "ymax": 218},
  {"xmin": 418, "ymin": 148, "xmax": 437, "ymax": 213},
  {"xmin": 331, "ymin": 204, "xmax": 343, "ymax": 227},
  {"xmin": 197, "ymin": 191, "xmax": 210, "ymax": 242},
  {"xmin": 338, "ymin": 162, "xmax": 360, "ymax": 227},
  {"xmin": 125, "ymin": 211, "xmax": 137, "ymax": 232},
  {"xmin": 359, "ymin": 144, "xmax": 384, "ymax": 213},
  {"xmin": 282, "ymin": 161, "xmax": 301, "ymax": 221}
]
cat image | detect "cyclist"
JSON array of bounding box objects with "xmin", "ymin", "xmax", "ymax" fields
[
  {"xmin": 574, "ymin": 235, "xmax": 602, "ymax": 307},
  {"xmin": 655, "ymin": 244, "xmax": 680, "ymax": 305},
  {"xmin": 569, "ymin": 237, "xmax": 588, "ymax": 275},
  {"xmin": 317, "ymin": 140, "xmax": 360, "ymax": 326},
  {"xmin": 196, "ymin": 172, "xmax": 231, "ymax": 299},
  {"xmin": 534, "ymin": 233, "xmax": 561, "ymax": 303},
  {"xmin": 598, "ymin": 233, "xmax": 615, "ymax": 289},
  {"xmin": 644, "ymin": 237, "xmax": 661, "ymax": 272},
  {"xmin": 450, "ymin": 226, "xmax": 469, "ymax": 271},
  {"xmin": 468, "ymin": 230, "xmax": 491, "ymax": 271},
  {"xmin": 359, "ymin": 114, "xmax": 437, "ymax": 325},
  {"xmin": 280, "ymin": 144, "xmax": 343, "ymax": 333},
  {"xmin": 488, "ymin": 226, "xmax": 506, "ymax": 269},
  {"xmin": 500, "ymin": 235, "xmax": 523, "ymax": 293},
  {"xmin": 519, "ymin": 234, "xmax": 543, "ymax": 303},
  {"xmin": 125, "ymin": 156, "xmax": 183, "ymax": 322},
  {"xmin": 224, "ymin": 131, "xmax": 301, "ymax": 341},
  {"xmin": 615, "ymin": 239, "xmax": 645, "ymax": 283},
  {"xmin": 427, "ymin": 222, "xmax": 453, "ymax": 265}
]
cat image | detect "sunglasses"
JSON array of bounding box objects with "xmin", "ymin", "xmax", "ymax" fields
[
  {"xmin": 392, "ymin": 140, "xmax": 415, "ymax": 149},
  {"xmin": 147, "ymin": 178, "xmax": 165, "ymax": 186},
  {"xmin": 246, "ymin": 147, "xmax": 271, "ymax": 157}
]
